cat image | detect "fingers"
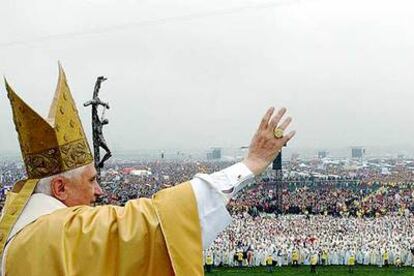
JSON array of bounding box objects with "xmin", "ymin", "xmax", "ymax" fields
[
  {"xmin": 278, "ymin": 116, "xmax": 292, "ymax": 131},
  {"xmin": 258, "ymin": 107, "xmax": 295, "ymax": 145},
  {"xmin": 268, "ymin": 107, "xmax": 287, "ymax": 130},
  {"xmin": 259, "ymin": 107, "xmax": 275, "ymax": 130},
  {"xmin": 282, "ymin": 130, "xmax": 296, "ymax": 144}
]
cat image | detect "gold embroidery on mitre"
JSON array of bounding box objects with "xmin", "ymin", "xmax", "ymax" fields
[{"xmin": 5, "ymin": 64, "xmax": 93, "ymax": 179}]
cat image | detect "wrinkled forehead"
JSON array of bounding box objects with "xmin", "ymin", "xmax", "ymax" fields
[
  {"xmin": 82, "ymin": 163, "xmax": 97, "ymax": 178},
  {"xmin": 85, "ymin": 163, "xmax": 97, "ymax": 176}
]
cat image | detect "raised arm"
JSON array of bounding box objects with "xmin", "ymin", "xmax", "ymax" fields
[{"xmin": 191, "ymin": 106, "xmax": 296, "ymax": 248}]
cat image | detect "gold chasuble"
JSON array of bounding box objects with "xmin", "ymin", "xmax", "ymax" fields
[
  {"xmin": 1, "ymin": 65, "xmax": 203, "ymax": 275},
  {"xmin": 5, "ymin": 182, "xmax": 203, "ymax": 276}
]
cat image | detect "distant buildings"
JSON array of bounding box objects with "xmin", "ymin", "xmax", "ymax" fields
[
  {"xmin": 207, "ymin": 147, "xmax": 222, "ymax": 160},
  {"xmin": 318, "ymin": 151, "xmax": 329, "ymax": 159},
  {"xmin": 351, "ymin": 147, "xmax": 366, "ymax": 159}
]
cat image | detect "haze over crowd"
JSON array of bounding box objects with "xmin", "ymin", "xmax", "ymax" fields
[{"xmin": 1, "ymin": 0, "xmax": 413, "ymax": 156}]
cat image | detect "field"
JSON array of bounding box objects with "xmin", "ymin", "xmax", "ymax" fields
[{"xmin": 207, "ymin": 266, "xmax": 414, "ymax": 275}]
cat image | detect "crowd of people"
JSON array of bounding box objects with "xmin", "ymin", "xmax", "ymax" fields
[
  {"xmin": 2, "ymin": 159, "xmax": 413, "ymax": 218},
  {"xmin": 1, "ymin": 157, "xmax": 414, "ymax": 269},
  {"xmin": 205, "ymin": 213, "xmax": 414, "ymax": 268},
  {"xmin": 95, "ymin": 160, "xmax": 232, "ymax": 205},
  {"xmin": 0, "ymin": 160, "xmax": 232, "ymax": 207},
  {"xmin": 228, "ymin": 179, "xmax": 414, "ymax": 218}
]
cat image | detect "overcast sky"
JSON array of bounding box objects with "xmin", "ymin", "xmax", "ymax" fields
[{"xmin": 0, "ymin": 0, "xmax": 413, "ymax": 155}]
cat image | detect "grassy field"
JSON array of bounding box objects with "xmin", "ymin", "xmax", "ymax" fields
[{"xmin": 207, "ymin": 266, "xmax": 414, "ymax": 275}]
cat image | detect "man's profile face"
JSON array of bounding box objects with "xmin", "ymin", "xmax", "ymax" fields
[{"xmin": 64, "ymin": 163, "xmax": 104, "ymax": 207}]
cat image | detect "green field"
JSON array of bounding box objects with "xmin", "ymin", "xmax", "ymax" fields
[{"xmin": 207, "ymin": 266, "xmax": 414, "ymax": 276}]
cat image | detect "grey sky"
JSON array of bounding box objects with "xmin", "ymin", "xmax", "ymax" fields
[{"xmin": 0, "ymin": 0, "xmax": 413, "ymax": 155}]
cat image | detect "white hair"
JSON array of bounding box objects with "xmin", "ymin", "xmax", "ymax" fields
[{"xmin": 34, "ymin": 164, "xmax": 89, "ymax": 195}]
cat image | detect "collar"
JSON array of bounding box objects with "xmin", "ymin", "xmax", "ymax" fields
[{"xmin": 7, "ymin": 193, "xmax": 66, "ymax": 243}]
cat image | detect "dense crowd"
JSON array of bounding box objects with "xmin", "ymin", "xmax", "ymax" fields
[
  {"xmin": 95, "ymin": 160, "xmax": 232, "ymax": 205},
  {"xmin": 205, "ymin": 213, "xmax": 414, "ymax": 268},
  {"xmin": 1, "ymin": 157, "xmax": 414, "ymax": 269},
  {"xmin": 1, "ymin": 159, "xmax": 413, "ymax": 217},
  {"xmin": 0, "ymin": 160, "xmax": 232, "ymax": 207},
  {"xmin": 229, "ymin": 180, "xmax": 414, "ymax": 218}
]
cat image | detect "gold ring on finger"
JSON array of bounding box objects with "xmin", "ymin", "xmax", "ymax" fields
[{"xmin": 273, "ymin": 127, "xmax": 284, "ymax": 139}]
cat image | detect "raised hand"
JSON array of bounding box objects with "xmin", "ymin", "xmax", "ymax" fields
[{"xmin": 242, "ymin": 107, "xmax": 296, "ymax": 176}]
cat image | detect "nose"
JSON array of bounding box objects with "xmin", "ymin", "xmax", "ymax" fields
[{"xmin": 94, "ymin": 182, "xmax": 104, "ymax": 196}]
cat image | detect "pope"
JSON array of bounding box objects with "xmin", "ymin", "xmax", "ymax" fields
[{"xmin": 0, "ymin": 65, "xmax": 295, "ymax": 275}]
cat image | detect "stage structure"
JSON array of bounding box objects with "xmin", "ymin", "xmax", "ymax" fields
[{"xmin": 272, "ymin": 149, "xmax": 285, "ymax": 214}]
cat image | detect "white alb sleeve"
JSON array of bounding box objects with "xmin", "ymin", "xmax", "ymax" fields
[{"xmin": 190, "ymin": 162, "xmax": 254, "ymax": 249}]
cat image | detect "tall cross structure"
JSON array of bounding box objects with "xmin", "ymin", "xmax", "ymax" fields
[{"xmin": 84, "ymin": 76, "xmax": 112, "ymax": 178}]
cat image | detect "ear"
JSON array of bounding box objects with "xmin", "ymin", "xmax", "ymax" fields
[{"xmin": 50, "ymin": 176, "xmax": 68, "ymax": 201}]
